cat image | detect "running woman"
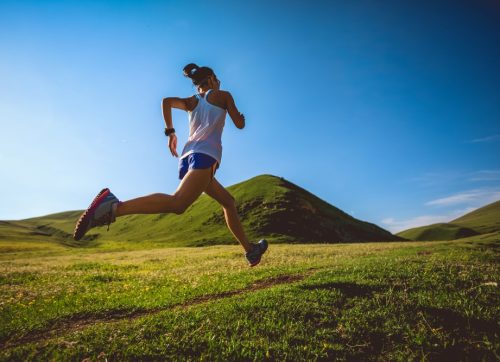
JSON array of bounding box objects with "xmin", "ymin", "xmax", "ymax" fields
[{"xmin": 73, "ymin": 63, "xmax": 268, "ymax": 267}]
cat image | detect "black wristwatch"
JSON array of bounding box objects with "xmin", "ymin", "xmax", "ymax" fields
[{"xmin": 164, "ymin": 128, "xmax": 176, "ymax": 136}]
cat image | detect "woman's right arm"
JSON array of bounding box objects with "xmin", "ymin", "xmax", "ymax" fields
[
  {"xmin": 224, "ymin": 91, "xmax": 245, "ymax": 129},
  {"xmin": 162, "ymin": 97, "xmax": 193, "ymax": 127},
  {"xmin": 161, "ymin": 97, "xmax": 193, "ymax": 157}
]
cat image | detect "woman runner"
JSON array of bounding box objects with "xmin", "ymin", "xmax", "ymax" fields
[{"xmin": 73, "ymin": 63, "xmax": 268, "ymax": 267}]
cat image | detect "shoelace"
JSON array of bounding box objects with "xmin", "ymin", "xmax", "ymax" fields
[
  {"xmin": 92, "ymin": 212, "xmax": 114, "ymax": 231},
  {"xmin": 92, "ymin": 201, "xmax": 118, "ymax": 231}
]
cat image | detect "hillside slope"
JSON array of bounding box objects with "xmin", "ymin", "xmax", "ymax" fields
[
  {"xmin": 397, "ymin": 200, "xmax": 500, "ymax": 241},
  {"xmin": 397, "ymin": 223, "xmax": 479, "ymax": 241},
  {"xmin": 450, "ymin": 200, "xmax": 500, "ymax": 234},
  {"xmin": 1, "ymin": 175, "xmax": 400, "ymax": 246}
]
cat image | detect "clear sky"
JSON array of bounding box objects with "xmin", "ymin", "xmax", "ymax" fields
[{"xmin": 1, "ymin": 0, "xmax": 499, "ymax": 233}]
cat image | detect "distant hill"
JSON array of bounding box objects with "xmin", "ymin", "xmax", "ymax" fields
[
  {"xmin": 0, "ymin": 175, "xmax": 400, "ymax": 246},
  {"xmin": 397, "ymin": 200, "xmax": 500, "ymax": 241},
  {"xmin": 450, "ymin": 200, "xmax": 500, "ymax": 234},
  {"xmin": 397, "ymin": 223, "xmax": 479, "ymax": 241},
  {"xmin": 0, "ymin": 211, "xmax": 96, "ymax": 247}
]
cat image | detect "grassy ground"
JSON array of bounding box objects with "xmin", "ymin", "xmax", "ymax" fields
[{"xmin": 1, "ymin": 234, "xmax": 499, "ymax": 361}]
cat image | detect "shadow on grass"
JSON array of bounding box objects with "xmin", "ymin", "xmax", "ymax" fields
[
  {"xmin": 299, "ymin": 281, "xmax": 381, "ymax": 298},
  {"xmin": 421, "ymin": 306, "xmax": 498, "ymax": 335},
  {"xmin": 419, "ymin": 306, "xmax": 498, "ymax": 361}
]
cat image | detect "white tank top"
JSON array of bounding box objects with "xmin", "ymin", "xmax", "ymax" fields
[{"xmin": 180, "ymin": 89, "xmax": 227, "ymax": 164}]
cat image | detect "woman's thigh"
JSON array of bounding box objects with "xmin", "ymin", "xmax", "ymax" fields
[
  {"xmin": 204, "ymin": 178, "xmax": 234, "ymax": 208},
  {"xmin": 173, "ymin": 168, "xmax": 213, "ymax": 209}
]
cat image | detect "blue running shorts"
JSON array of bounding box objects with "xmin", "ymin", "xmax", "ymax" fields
[{"xmin": 179, "ymin": 153, "xmax": 219, "ymax": 180}]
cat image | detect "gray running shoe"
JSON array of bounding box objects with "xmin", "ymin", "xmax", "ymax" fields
[
  {"xmin": 73, "ymin": 188, "xmax": 119, "ymax": 241},
  {"xmin": 245, "ymin": 239, "xmax": 268, "ymax": 267}
]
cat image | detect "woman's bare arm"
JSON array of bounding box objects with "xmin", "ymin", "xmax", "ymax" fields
[
  {"xmin": 161, "ymin": 97, "xmax": 192, "ymax": 128},
  {"xmin": 223, "ymin": 91, "xmax": 245, "ymax": 129},
  {"xmin": 161, "ymin": 97, "xmax": 192, "ymax": 157}
]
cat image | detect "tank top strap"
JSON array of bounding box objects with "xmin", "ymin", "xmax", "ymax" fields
[{"xmin": 196, "ymin": 89, "xmax": 213, "ymax": 101}]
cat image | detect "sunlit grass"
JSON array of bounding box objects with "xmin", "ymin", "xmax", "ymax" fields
[{"xmin": 1, "ymin": 236, "xmax": 499, "ymax": 361}]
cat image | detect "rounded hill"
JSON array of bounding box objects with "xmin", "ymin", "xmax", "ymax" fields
[{"xmin": 1, "ymin": 175, "xmax": 400, "ymax": 246}]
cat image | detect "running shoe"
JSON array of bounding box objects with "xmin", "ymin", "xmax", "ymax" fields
[
  {"xmin": 245, "ymin": 239, "xmax": 268, "ymax": 267},
  {"xmin": 73, "ymin": 188, "xmax": 119, "ymax": 241}
]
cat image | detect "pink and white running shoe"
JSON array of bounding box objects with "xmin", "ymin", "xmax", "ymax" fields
[{"xmin": 73, "ymin": 188, "xmax": 119, "ymax": 241}]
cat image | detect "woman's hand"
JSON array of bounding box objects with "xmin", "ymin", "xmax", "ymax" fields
[{"xmin": 168, "ymin": 134, "xmax": 178, "ymax": 157}]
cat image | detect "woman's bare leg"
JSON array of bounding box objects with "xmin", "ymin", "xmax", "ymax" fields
[
  {"xmin": 204, "ymin": 178, "xmax": 253, "ymax": 253},
  {"xmin": 115, "ymin": 168, "xmax": 213, "ymax": 216}
]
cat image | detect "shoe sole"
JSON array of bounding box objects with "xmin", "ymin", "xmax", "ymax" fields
[
  {"xmin": 249, "ymin": 240, "xmax": 268, "ymax": 267},
  {"xmin": 249, "ymin": 257, "xmax": 262, "ymax": 268},
  {"xmin": 249, "ymin": 259, "xmax": 261, "ymax": 267},
  {"xmin": 73, "ymin": 188, "xmax": 110, "ymax": 241}
]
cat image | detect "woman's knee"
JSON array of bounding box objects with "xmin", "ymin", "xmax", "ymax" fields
[
  {"xmin": 172, "ymin": 202, "xmax": 189, "ymax": 215},
  {"xmin": 222, "ymin": 194, "xmax": 236, "ymax": 211},
  {"xmin": 170, "ymin": 195, "xmax": 192, "ymax": 215}
]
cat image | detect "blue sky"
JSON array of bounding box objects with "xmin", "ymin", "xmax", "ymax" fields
[{"xmin": 1, "ymin": 0, "xmax": 499, "ymax": 233}]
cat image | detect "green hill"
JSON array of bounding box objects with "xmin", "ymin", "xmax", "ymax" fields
[
  {"xmin": 397, "ymin": 223, "xmax": 479, "ymax": 241},
  {"xmin": 1, "ymin": 175, "xmax": 399, "ymax": 246},
  {"xmin": 397, "ymin": 200, "xmax": 500, "ymax": 241},
  {"xmin": 0, "ymin": 211, "xmax": 97, "ymax": 247},
  {"xmin": 451, "ymin": 200, "xmax": 500, "ymax": 234}
]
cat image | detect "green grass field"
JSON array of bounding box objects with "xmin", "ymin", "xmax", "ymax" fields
[{"xmin": 1, "ymin": 233, "xmax": 499, "ymax": 361}]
